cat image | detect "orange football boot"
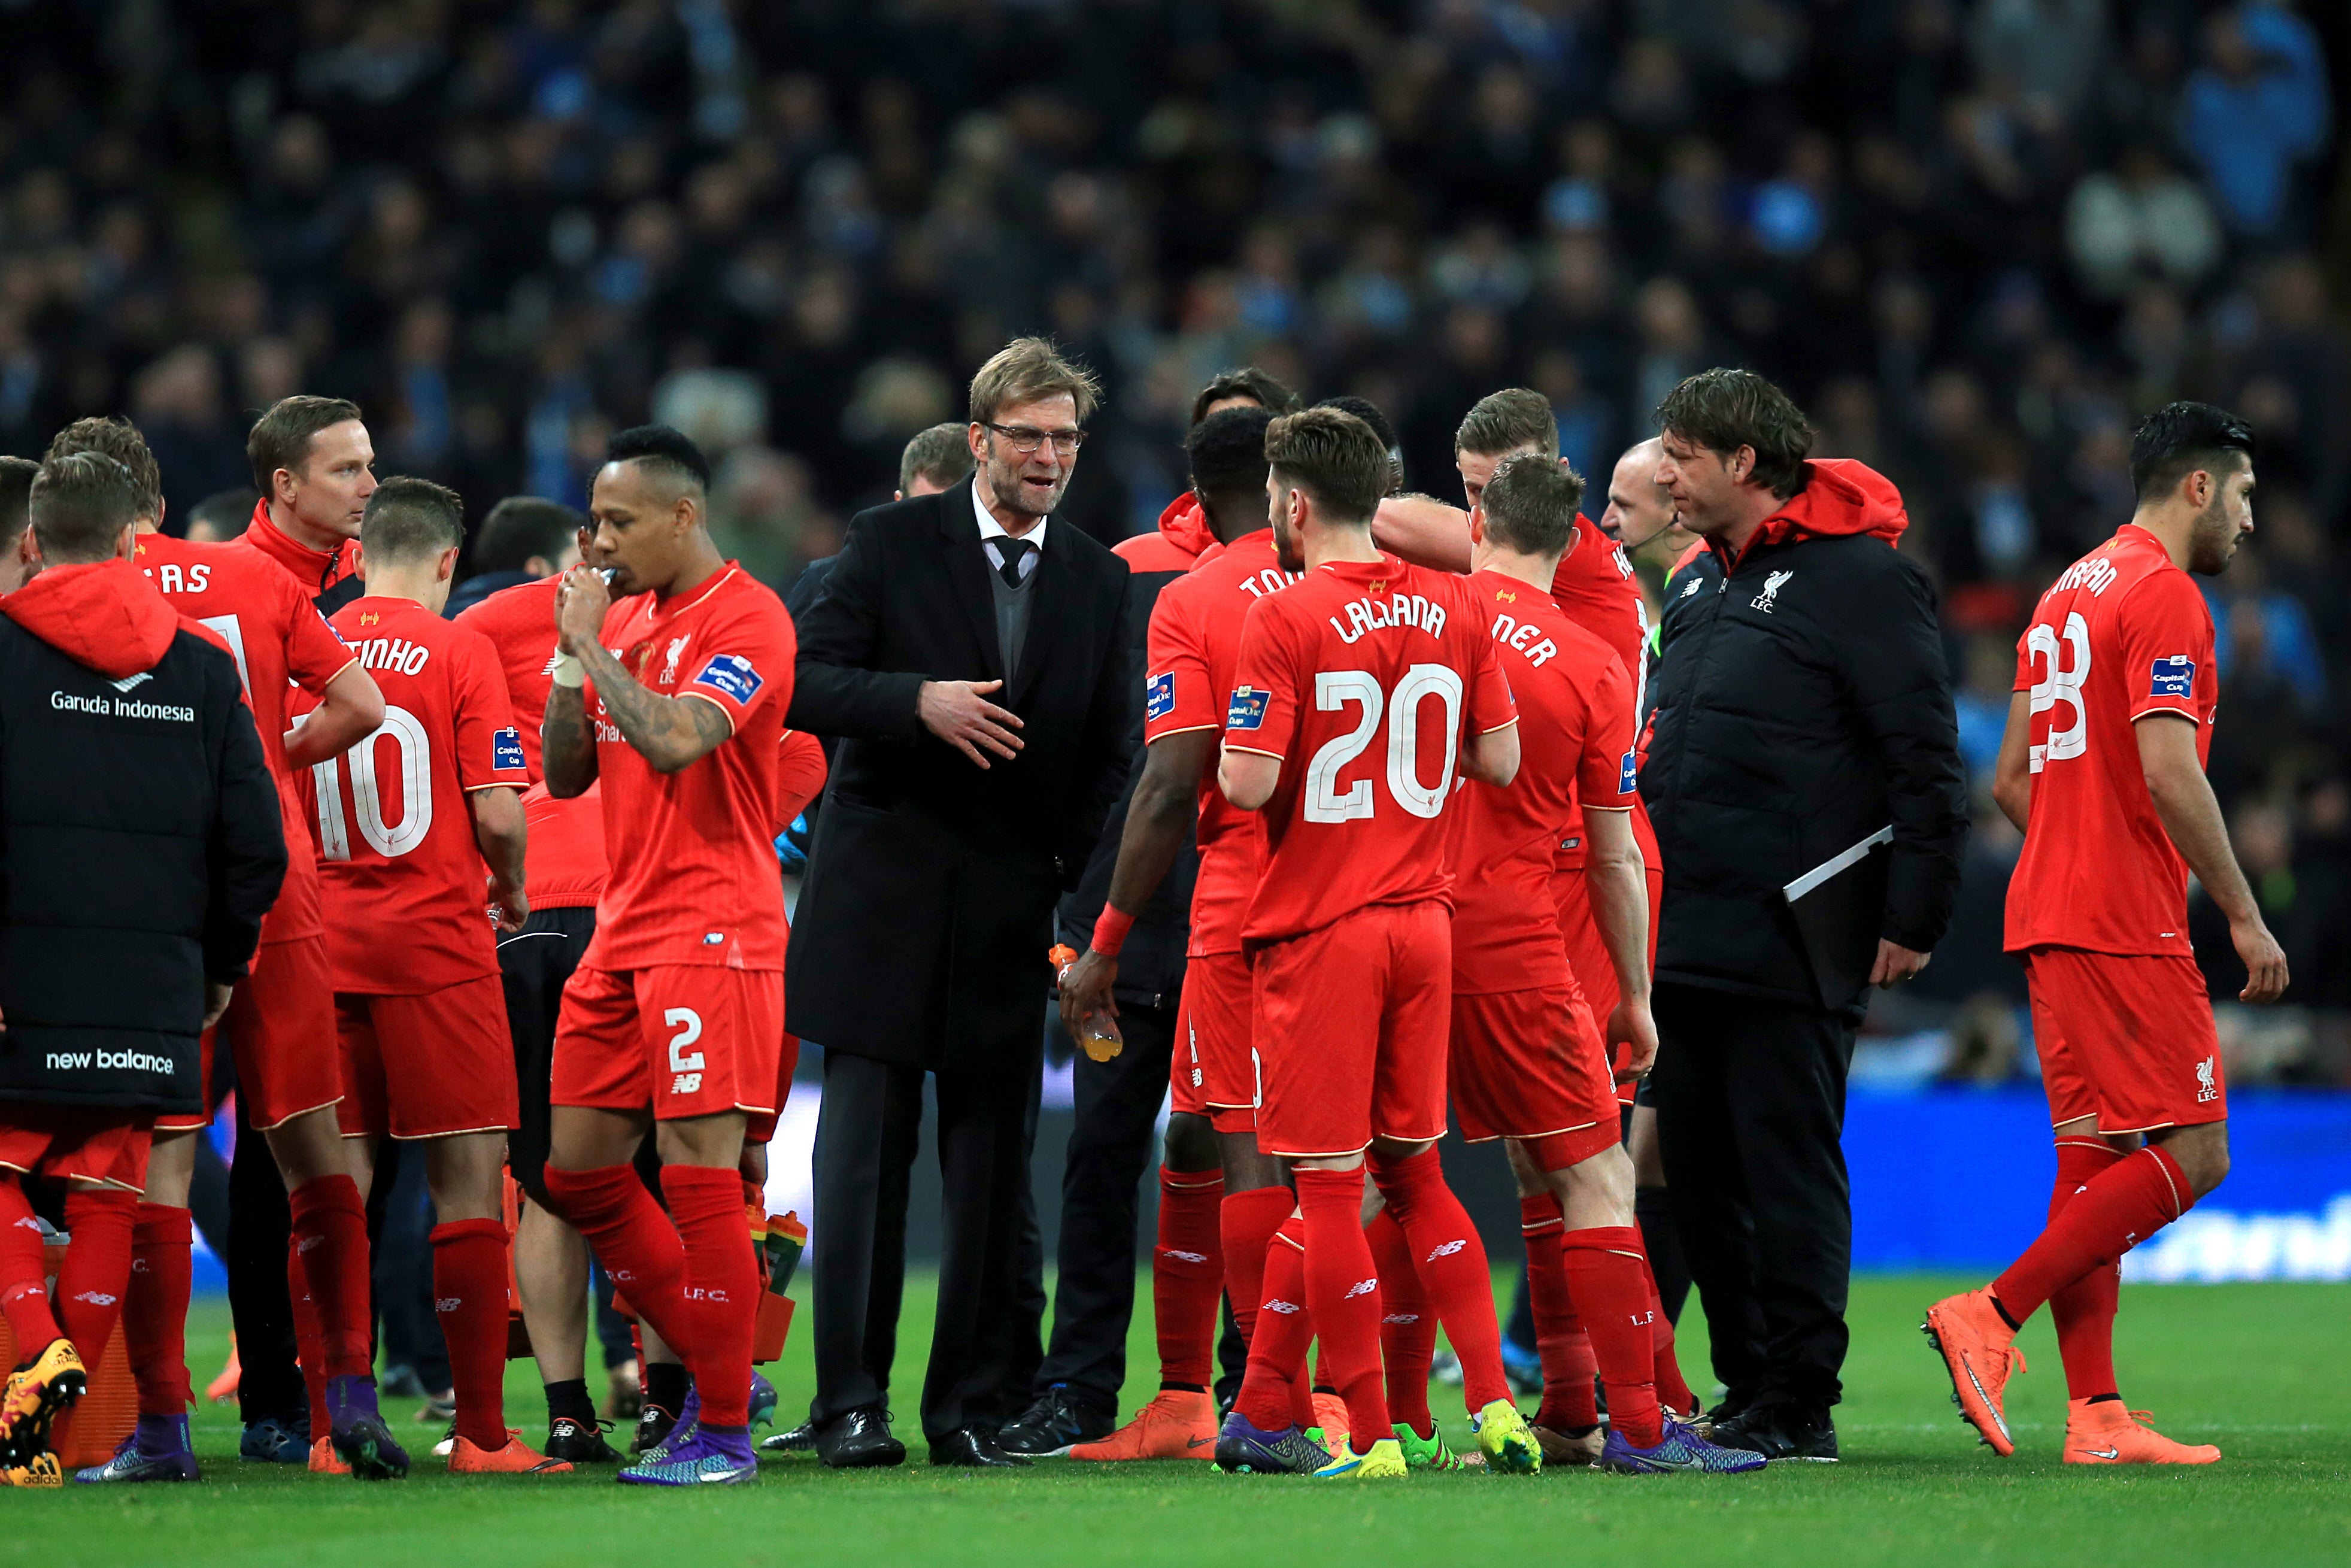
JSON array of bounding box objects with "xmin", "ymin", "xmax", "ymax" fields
[
  {"xmin": 1, "ymin": 1339, "xmax": 86, "ymax": 1465},
  {"xmin": 308, "ymin": 1435, "xmax": 352, "ymax": 1475},
  {"xmin": 1309, "ymin": 1391, "xmax": 1350, "ymax": 1457},
  {"xmin": 1067, "ymin": 1390, "xmax": 1218, "ymax": 1461},
  {"xmin": 2064, "ymin": 1400, "xmax": 2219, "ymax": 1465},
  {"xmin": 448, "ymin": 1434, "xmax": 574, "ymax": 1475},
  {"xmin": 1922, "ymin": 1288, "xmax": 2025, "ymax": 1456},
  {"xmin": 207, "ymin": 1335, "xmax": 241, "ymax": 1405}
]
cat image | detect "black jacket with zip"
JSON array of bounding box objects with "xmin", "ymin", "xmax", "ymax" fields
[{"xmin": 1643, "ymin": 460, "xmax": 1966, "ymax": 1012}]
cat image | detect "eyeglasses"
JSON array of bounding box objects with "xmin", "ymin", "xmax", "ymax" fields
[{"xmin": 985, "ymin": 423, "xmax": 1088, "ymax": 456}]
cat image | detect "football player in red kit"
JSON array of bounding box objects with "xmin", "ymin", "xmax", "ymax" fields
[
  {"xmin": 1445, "ymin": 455, "xmax": 1762, "ymax": 1476},
  {"xmin": 1927, "ymin": 404, "xmax": 2287, "ymax": 1465},
  {"xmin": 308, "ymin": 478, "xmax": 563, "ymax": 1475},
  {"xmin": 538, "ymin": 426, "xmax": 798, "ymax": 1488},
  {"xmin": 1214, "ymin": 408, "xmax": 1536, "ymax": 1481},
  {"xmin": 40, "ymin": 415, "xmax": 389, "ymax": 1482}
]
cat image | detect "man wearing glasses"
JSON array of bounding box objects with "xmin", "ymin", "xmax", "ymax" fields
[{"xmin": 786, "ymin": 338, "xmax": 1137, "ymax": 1469}]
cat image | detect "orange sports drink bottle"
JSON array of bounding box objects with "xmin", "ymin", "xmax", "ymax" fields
[{"xmin": 1049, "ymin": 943, "xmax": 1124, "ymax": 1062}]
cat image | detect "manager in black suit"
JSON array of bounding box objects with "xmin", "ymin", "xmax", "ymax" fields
[{"xmin": 787, "ymin": 339, "xmax": 1136, "ymax": 1469}]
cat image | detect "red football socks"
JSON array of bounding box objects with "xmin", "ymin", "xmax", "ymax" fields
[
  {"xmin": 430, "ymin": 1218, "xmax": 512, "ymax": 1449},
  {"xmin": 1993, "ymin": 1144, "xmax": 2192, "ymax": 1324},
  {"xmin": 127, "ymin": 1203, "xmax": 193, "ymax": 1416},
  {"xmin": 1520, "ymin": 1193, "xmax": 1599, "ymax": 1431},
  {"xmin": 0, "ymin": 1175, "xmax": 62, "ymax": 1350},
  {"xmin": 288, "ymin": 1174, "xmax": 372, "ymax": 1377},
  {"xmin": 1364, "ymin": 1204, "xmax": 1434, "ymax": 1439},
  {"xmin": 1369, "ymin": 1145, "xmax": 1509, "ymax": 1412},
  {"xmin": 288, "ymin": 1255, "xmax": 328, "ymax": 1438},
  {"xmin": 1624, "ymin": 1228, "xmax": 1697, "ymax": 1415},
  {"xmin": 2047, "ymin": 1138, "xmax": 2127, "ymax": 1400},
  {"xmin": 1293, "ymin": 1167, "xmax": 1390, "ymax": 1446},
  {"xmin": 1220, "ymin": 1185, "xmax": 1294, "ymax": 1363},
  {"xmin": 543, "ymin": 1163, "xmax": 694, "ymax": 1366},
  {"xmin": 1233, "ymin": 1217, "xmax": 1314, "ymax": 1432},
  {"xmin": 1153, "ymin": 1167, "xmax": 1225, "ymax": 1390},
  {"xmin": 56, "ymin": 1188, "xmax": 136, "ymax": 1385},
  {"xmin": 1561, "ymin": 1225, "xmax": 1664, "ymax": 1448},
  {"xmin": 662, "ymin": 1166, "xmax": 756, "ymax": 1428}
]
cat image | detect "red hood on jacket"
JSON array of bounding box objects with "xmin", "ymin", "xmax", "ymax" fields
[
  {"xmin": 1, "ymin": 556, "xmax": 181, "ymax": 678},
  {"xmin": 1154, "ymin": 491, "xmax": 1220, "ymax": 559},
  {"xmin": 1724, "ymin": 458, "xmax": 1908, "ymax": 564}
]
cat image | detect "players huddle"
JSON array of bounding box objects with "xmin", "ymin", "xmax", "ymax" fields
[{"xmin": 0, "ymin": 351, "xmax": 2277, "ymax": 1490}]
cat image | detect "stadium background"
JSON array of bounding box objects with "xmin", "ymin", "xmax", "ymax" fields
[{"xmin": 0, "ymin": 0, "xmax": 2345, "ymax": 1279}]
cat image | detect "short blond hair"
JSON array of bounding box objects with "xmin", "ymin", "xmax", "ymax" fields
[{"xmin": 969, "ymin": 338, "xmax": 1101, "ymax": 427}]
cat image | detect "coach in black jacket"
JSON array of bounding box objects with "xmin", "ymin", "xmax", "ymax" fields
[
  {"xmin": 787, "ymin": 341, "xmax": 1134, "ymax": 1469},
  {"xmin": 1641, "ymin": 371, "xmax": 1965, "ymax": 1461},
  {"xmin": 0, "ymin": 456, "xmax": 283, "ymax": 1391}
]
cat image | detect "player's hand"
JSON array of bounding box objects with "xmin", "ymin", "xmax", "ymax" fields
[
  {"xmin": 918, "ymin": 679, "xmax": 1024, "ymax": 768},
  {"xmin": 1607, "ymin": 996, "xmax": 1658, "ymax": 1082},
  {"xmin": 1870, "ymin": 939, "xmax": 1930, "ymax": 986},
  {"xmin": 554, "ymin": 564, "xmax": 611, "ymax": 655},
  {"xmin": 1057, "ymin": 947, "xmax": 1120, "ymax": 1041},
  {"xmin": 2232, "ymin": 917, "xmax": 2289, "ymax": 1004},
  {"xmin": 490, "ymin": 879, "xmax": 530, "ymax": 934},
  {"xmin": 202, "ymin": 982, "xmax": 234, "ymax": 1031}
]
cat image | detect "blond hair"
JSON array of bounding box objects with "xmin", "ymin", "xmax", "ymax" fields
[{"xmin": 969, "ymin": 338, "xmax": 1102, "ymax": 427}]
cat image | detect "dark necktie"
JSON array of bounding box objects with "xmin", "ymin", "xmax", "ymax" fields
[{"xmin": 991, "ymin": 535, "xmax": 1033, "ymax": 587}]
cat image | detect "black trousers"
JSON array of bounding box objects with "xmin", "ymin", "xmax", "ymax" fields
[
  {"xmin": 811, "ymin": 1030, "xmax": 1040, "ymax": 1441},
  {"xmin": 1027, "ymin": 1000, "xmax": 1178, "ymax": 1409},
  {"xmin": 226, "ymin": 1096, "xmax": 302, "ymax": 1426},
  {"xmin": 1651, "ymin": 980, "xmax": 1859, "ymax": 1414}
]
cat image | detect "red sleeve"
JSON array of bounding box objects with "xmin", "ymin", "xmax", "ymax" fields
[
  {"xmin": 2011, "ymin": 619, "xmax": 2037, "ymax": 694},
  {"xmin": 1575, "ymin": 653, "xmax": 1639, "ymax": 809},
  {"xmin": 1459, "ymin": 589, "xmax": 1517, "ymax": 735},
  {"xmin": 679, "ymin": 593, "xmax": 796, "ymax": 736},
  {"xmin": 1144, "ymin": 584, "xmax": 1218, "ymax": 742},
  {"xmin": 773, "ymin": 729, "xmax": 828, "ymax": 830},
  {"xmin": 2116, "ymin": 572, "xmax": 2214, "ymax": 723},
  {"xmin": 453, "ymin": 631, "xmax": 530, "ymax": 791},
  {"xmin": 1224, "ymin": 597, "xmax": 1298, "ymax": 759},
  {"xmin": 283, "ymin": 572, "xmax": 358, "ymax": 696}
]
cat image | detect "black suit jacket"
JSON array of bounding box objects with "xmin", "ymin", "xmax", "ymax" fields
[{"xmin": 784, "ymin": 478, "xmax": 1135, "ymax": 1069}]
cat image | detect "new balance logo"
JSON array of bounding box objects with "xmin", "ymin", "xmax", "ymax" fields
[
  {"xmin": 435, "ymin": 1297, "xmax": 463, "ymax": 1313},
  {"xmin": 71, "ymin": 1290, "xmax": 119, "ymax": 1306},
  {"xmin": 1161, "ymin": 1249, "xmax": 1209, "ymax": 1264},
  {"xmin": 1343, "ymin": 1278, "xmax": 1378, "ymax": 1300},
  {"xmin": 671, "ymin": 1072, "xmax": 703, "ymax": 1095},
  {"xmin": 295, "ymin": 1235, "xmax": 323, "ymax": 1254},
  {"xmin": 1424, "ymin": 1239, "xmax": 1467, "ymax": 1263},
  {"xmin": 1263, "ymin": 1298, "xmax": 1302, "ymax": 1315},
  {"xmin": 1382, "ymin": 1312, "xmax": 1421, "ymax": 1326},
  {"xmin": 11, "ymin": 1216, "xmax": 39, "ymax": 1232},
  {"xmin": 109, "ymin": 671, "xmax": 153, "ymax": 694}
]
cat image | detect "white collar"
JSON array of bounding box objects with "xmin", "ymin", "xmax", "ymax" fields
[{"xmin": 972, "ymin": 478, "xmax": 1047, "ymax": 553}]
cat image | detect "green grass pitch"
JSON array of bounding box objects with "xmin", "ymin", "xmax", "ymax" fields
[{"xmin": 11, "ymin": 1274, "xmax": 2347, "ymax": 1567}]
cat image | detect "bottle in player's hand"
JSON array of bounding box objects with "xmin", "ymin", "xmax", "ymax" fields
[{"xmin": 1049, "ymin": 943, "xmax": 1124, "ymax": 1062}]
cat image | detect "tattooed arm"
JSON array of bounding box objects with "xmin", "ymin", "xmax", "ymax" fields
[{"xmin": 550, "ymin": 565, "xmax": 734, "ymax": 781}]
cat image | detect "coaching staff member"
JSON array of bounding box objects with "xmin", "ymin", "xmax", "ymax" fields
[
  {"xmin": 1642, "ymin": 369, "xmax": 1965, "ymax": 1461},
  {"xmin": 0, "ymin": 453, "xmax": 286, "ymax": 1480},
  {"xmin": 787, "ymin": 339, "xmax": 1135, "ymax": 1469}
]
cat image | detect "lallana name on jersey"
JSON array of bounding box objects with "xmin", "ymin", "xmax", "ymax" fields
[{"xmin": 1329, "ymin": 592, "xmax": 1448, "ymax": 645}]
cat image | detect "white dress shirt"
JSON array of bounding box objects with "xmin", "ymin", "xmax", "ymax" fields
[{"xmin": 972, "ymin": 481, "xmax": 1045, "ymax": 582}]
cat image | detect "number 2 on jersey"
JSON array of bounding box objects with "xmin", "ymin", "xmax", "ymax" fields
[
  {"xmin": 1303, "ymin": 664, "xmax": 1464, "ymax": 823},
  {"xmin": 2026, "ymin": 612, "xmax": 2091, "ymax": 773}
]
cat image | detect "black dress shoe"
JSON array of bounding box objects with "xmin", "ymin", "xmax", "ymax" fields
[
  {"xmin": 817, "ymin": 1408, "xmax": 907, "ymax": 1469},
  {"xmin": 995, "ymin": 1385, "xmax": 1113, "ymax": 1457},
  {"xmin": 759, "ymin": 1418, "xmax": 818, "ymax": 1454},
  {"xmin": 1712, "ymin": 1404, "xmax": 1838, "ymax": 1463},
  {"xmin": 928, "ymin": 1427, "xmax": 1031, "ymax": 1467}
]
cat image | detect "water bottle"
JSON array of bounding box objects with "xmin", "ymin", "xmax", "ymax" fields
[{"xmin": 1049, "ymin": 942, "xmax": 1124, "ymax": 1062}]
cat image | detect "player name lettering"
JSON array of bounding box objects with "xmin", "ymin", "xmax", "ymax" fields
[
  {"xmin": 45, "ymin": 1049, "xmax": 174, "ymax": 1073},
  {"xmin": 1487, "ymin": 611, "xmax": 1559, "ymax": 668},
  {"xmin": 352, "ymin": 636, "xmax": 433, "ymax": 675},
  {"xmin": 1236, "ymin": 566, "xmax": 1300, "ymax": 599},
  {"xmin": 2050, "ymin": 555, "xmax": 2119, "ymax": 598},
  {"xmin": 49, "ymin": 690, "xmax": 196, "ymax": 723},
  {"xmin": 1330, "ymin": 592, "xmax": 1448, "ymax": 646},
  {"xmin": 144, "ymin": 562, "xmax": 212, "ymax": 594}
]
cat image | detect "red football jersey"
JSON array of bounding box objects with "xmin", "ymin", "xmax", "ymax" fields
[
  {"xmin": 1226, "ymin": 554, "xmax": 1515, "ymax": 944},
  {"xmin": 2005, "ymin": 524, "xmax": 2217, "ymax": 957},
  {"xmin": 1448, "ymin": 572, "xmax": 1637, "ymax": 993},
  {"xmin": 1144, "ymin": 528, "xmax": 1296, "ymax": 956},
  {"xmin": 1547, "ymin": 514, "xmax": 1655, "ymax": 873},
  {"xmin": 134, "ymin": 531, "xmax": 357, "ymax": 944},
  {"xmin": 308, "ymin": 598, "xmax": 529, "ymax": 992},
  {"xmin": 585, "ymin": 564, "xmax": 797, "ymax": 971}
]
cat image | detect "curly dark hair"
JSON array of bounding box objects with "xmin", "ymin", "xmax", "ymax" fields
[{"xmin": 1656, "ymin": 368, "xmax": 1814, "ymax": 499}]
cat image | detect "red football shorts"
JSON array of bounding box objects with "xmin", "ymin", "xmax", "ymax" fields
[
  {"xmin": 1554, "ymin": 859, "xmax": 1664, "ymax": 1106},
  {"xmin": 335, "ymin": 975, "xmax": 520, "ymax": 1140},
  {"xmin": 210, "ymin": 936, "xmax": 342, "ymax": 1132},
  {"xmin": 2024, "ymin": 947, "xmax": 2225, "ymax": 1133},
  {"xmin": 551, "ymin": 965, "xmax": 783, "ymax": 1124},
  {"xmin": 0, "ymin": 1106, "xmax": 154, "ymax": 1191},
  {"xmin": 1171, "ymin": 951, "xmax": 1257, "ymax": 1134},
  {"xmin": 744, "ymin": 1033, "xmax": 801, "ymax": 1145},
  {"xmin": 1448, "ymin": 984, "xmax": 1623, "ymax": 1170},
  {"xmin": 1251, "ymin": 901, "xmax": 1449, "ymax": 1160}
]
